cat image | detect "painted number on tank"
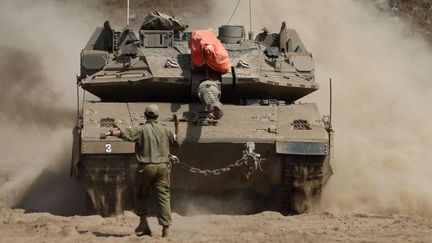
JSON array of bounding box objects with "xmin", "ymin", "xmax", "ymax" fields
[{"xmin": 105, "ymin": 144, "xmax": 112, "ymax": 153}]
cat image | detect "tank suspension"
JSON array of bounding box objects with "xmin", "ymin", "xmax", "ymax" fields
[{"xmin": 197, "ymin": 80, "xmax": 223, "ymax": 120}]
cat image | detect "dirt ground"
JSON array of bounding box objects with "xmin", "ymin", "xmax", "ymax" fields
[{"xmin": 1, "ymin": 202, "xmax": 431, "ymax": 243}]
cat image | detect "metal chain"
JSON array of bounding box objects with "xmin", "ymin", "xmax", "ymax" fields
[{"xmin": 169, "ymin": 150, "xmax": 262, "ymax": 179}]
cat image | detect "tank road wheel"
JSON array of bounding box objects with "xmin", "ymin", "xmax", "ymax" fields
[
  {"xmin": 82, "ymin": 156, "xmax": 129, "ymax": 217},
  {"xmin": 281, "ymin": 155, "xmax": 324, "ymax": 215}
]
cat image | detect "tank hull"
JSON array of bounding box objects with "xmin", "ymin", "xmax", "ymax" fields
[{"xmin": 73, "ymin": 101, "xmax": 332, "ymax": 216}]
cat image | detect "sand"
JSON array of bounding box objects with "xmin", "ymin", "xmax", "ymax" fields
[{"xmin": 1, "ymin": 202, "xmax": 431, "ymax": 243}]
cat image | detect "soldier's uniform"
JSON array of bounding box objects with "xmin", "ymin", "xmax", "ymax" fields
[{"xmin": 120, "ymin": 118, "xmax": 178, "ymax": 228}]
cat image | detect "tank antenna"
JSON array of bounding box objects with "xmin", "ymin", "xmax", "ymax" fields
[
  {"xmin": 249, "ymin": 0, "xmax": 252, "ymax": 34},
  {"xmin": 126, "ymin": 0, "xmax": 130, "ymax": 26},
  {"xmin": 329, "ymin": 76, "xmax": 333, "ymax": 130},
  {"xmin": 227, "ymin": 0, "xmax": 241, "ymax": 24},
  {"xmin": 247, "ymin": 0, "xmax": 254, "ymax": 40}
]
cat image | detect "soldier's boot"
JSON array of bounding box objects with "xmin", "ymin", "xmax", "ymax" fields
[
  {"xmin": 135, "ymin": 216, "xmax": 152, "ymax": 236},
  {"xmin": 162, "ymin": 226, "xmax": 170, "ymax": 238}
]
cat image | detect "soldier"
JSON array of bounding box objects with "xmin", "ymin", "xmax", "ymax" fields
[{"xmin": 100, "ymin": 104, "xmax": 179, "ymax": 238}]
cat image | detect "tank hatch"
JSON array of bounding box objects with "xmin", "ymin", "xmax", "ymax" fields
[{"xmin": 218, "ymin": 25, "xmax": 245, "ymax": 44}]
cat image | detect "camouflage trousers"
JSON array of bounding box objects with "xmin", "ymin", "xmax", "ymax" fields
[{"xmin": 135, "ymin": 163, "xmax": 171, "ymax": 226}]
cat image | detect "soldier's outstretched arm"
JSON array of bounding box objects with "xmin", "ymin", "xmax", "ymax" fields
[
  {"xmin": 101, "ymin": 127, "xmax": 140, "ymax": 142},
  {"xmin": 173, "ymin": 114, "xmax": 179, "ymax": 138},
  {"xmin": 100, "ymin": 129, "xmax": 121, "ymax": 139},
  {"xmin": 170, "ymin": 114, "xmax": 180, "ymax": 147}
]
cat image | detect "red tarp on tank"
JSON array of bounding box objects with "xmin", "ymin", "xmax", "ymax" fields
[{"xmin": 188, "ymin": 30, "xmax": 231, "ymax": 73}]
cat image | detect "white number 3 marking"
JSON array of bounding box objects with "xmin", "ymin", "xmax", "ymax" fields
[{"xmin": 105, "ymin": 144, "xmax": 112, "ymax": 153}]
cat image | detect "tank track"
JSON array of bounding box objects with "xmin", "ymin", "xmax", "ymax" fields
[
  {"xmin": 82, "ymin": 156, "xmax": 129, "ymax": 217},
  {"xmin": 281, "ymin": 155, "xmax": 325, "ymax": 214}
]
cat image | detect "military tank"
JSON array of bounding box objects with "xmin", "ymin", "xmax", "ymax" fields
[{"xmin": 71, "ymin": 11, "xmax": 333, "ymax": 216}]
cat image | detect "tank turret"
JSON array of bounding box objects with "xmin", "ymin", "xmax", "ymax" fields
[{"xmin": 78, "ymin": 14, "xmax": 318, "ymax": 118}]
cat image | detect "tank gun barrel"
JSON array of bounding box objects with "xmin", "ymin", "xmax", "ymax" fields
[{"xmin": 197, "ymin": 80, "xmax": 223, "ymax": 120}]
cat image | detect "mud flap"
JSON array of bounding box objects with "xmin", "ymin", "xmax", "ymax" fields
[
  {"xmin": 70, "ymin": 126, "xmax": 81, "ymax": 177},
  {"xmin": 82, "ymin": 156, "xmax": 130, "ymax": 216},
  {"xmin": 280, "ymin": 155, "xmax": 325, "ymax": 214},
  {"xmin": 322, "ymin": 132, "xmax": 334, "ymax": 185}
]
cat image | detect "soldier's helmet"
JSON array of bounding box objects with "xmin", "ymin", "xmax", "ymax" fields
[{"xmin": 145, "ymin": 104, "xmax": 160, "ymax": 117}]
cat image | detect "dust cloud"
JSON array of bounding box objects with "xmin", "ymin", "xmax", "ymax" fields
[
  {"xmin": 210, "ymin": 0, "xmax": 432, "ymax": 216},
  {"xmin": 0, "ymin": 0, "xmax": 104, "ymax": 214},
  {"xmin": 0, "ymin": 48, "xmax": 73, "ymax": 127}
]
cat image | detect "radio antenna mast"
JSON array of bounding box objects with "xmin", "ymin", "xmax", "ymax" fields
[
  {"xmin": 329, "ymin": 76, "xmax": 333, "ymax": 128},
  {"xmin": 248, "ymin": 0, "xmax": 254, "ymax": 40},
  {"xmin": 249, "ymin": 0, "xmax": 252, "ymax": 33},
  {"xmin": 126, "ymin": 0, "xmax": 130, "ymax": 26}
]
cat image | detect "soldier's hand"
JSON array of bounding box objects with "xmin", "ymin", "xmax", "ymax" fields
[
  {"xmin": 173, "ymin": 114, "xmax": 179, "ymax": 126},
  {"xmin": 100, "ymin": 132, "xmax": 107, "ymax": 139}
]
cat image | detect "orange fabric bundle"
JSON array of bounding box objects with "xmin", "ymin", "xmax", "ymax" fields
[{"xmin": 188, "ymin": 30, "xmax": 231, "ymax": 73}]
